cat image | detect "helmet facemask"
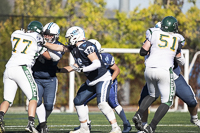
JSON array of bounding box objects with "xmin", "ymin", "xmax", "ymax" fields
[
  {"xmin": 43, "ymin": 22, "xmax": 60, "ymax": 43},
  {"xmin": 65, "ymin": 35, "xmax": 73, "ymax": 45},
  {"xmin": 43, "ymin": 29, "xmax": 57, "ymax": 43}
]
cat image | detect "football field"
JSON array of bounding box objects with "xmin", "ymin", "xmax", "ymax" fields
[{"xmin": 2, "ymin": 111, "xmax": 200, "ymax": 133}]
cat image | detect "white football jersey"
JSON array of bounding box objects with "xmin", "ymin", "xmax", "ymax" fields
[
  {"xmin": 145, "ymin": 28, "xmax": 185, "ymax": 69},
  {"xmin": 6, "ymin": 30, "xmax": 44, "ymax": 68}
]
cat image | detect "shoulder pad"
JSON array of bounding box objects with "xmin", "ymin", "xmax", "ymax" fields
[
  {"xmin": 174, "ymin": 33, "xmax": 185, "ymax": 46},
  {"xmin": 146, "ymin": 27, "xmax": 161, "ymax": 40}
]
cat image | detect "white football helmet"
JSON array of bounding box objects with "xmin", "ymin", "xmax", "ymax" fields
[
  {"xmin": 65, "ymin": 26, "xmax": 85, "ymax": 45},
  {"xmin": 43, "ymin": 22, "xmax": 60, "ymax": 43},
  {"xmin": 88, "ymin": 39, "xmax": 103, "ymax": 53},
  {"xmin": 155, "ymin": 21, "xmax": 161, "ymax": 28}
]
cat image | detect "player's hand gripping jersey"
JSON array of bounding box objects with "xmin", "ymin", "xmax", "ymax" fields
[
  {"xmin": 145, "ymin": 27, "xmax": 185, "ymax": 69},
  {"xmin": 6, "ymin": 30, "xmax": 44, "ymax": 68}
]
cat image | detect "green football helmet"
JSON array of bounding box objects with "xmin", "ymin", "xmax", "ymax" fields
[
  {"xmin": 161, "ymin": 16, "xmax": 178, "ymax": 33},
  {"xmin": 27, "ymin": 21, "xmax": 43, "ymax": 35}
]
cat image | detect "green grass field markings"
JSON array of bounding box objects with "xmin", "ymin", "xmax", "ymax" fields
[{"xmin": 4, "ymin": 124, "xmax": 197, "ymax": 128}]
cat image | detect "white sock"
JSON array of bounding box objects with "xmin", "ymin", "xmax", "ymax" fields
[
  {"xmin": 81, "ymin": 122, "xmax": 87, "ymax": 127},
  {"xmin": 191, "ymin": 115, "xmax": 198, "ymax": 119},
  {"xmin": 81, "ymin": 122, "xmax": 89, "ymax": 130},
  {"xmin": 111, "ymin": 122, "xmax": 118, "ymax": 129},
  {"xmin": 114, "ymin": 105, "xmax": 128, "ymax": 124},
  {"xmin": 75, "ymin": 105, "xmax": 87, "ymax": 121},
  {"xmin": 36, "ymin": 103, "xmax": 46, "ymax": 123},
  {"xmin": 85, "ymin": 105, "xmax": 90, "ymax": 123}
]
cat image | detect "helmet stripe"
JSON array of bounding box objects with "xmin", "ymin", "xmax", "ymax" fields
[{"xmin": 47, "ymin": 22, "xmax": 54, "ymax": 30}]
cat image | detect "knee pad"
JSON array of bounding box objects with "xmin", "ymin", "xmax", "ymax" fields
[
  {"xmin": 187, "ymin": 100, "xmax": 197, "ymax": 107},
  {"xmin": 98, "ymin": 102, "xmax": 116, "ymax": 121},
  {"xmin": 114, "ymin": 105, "xmax": 122, "ymax": 114},
  {"xmin": 44, "ymin": 103, "xmax": 53, "ymax": 111},
  {"xmin": 37, "ymin": 100, "xmax": 42, "ymax": 107},
  {"xmin": 74, "ymin": 97, "xmax": 82, "ymax": 106},
  {"xmin": 75, "ymin": 105, "xmax": 87, "ymax": 121}
]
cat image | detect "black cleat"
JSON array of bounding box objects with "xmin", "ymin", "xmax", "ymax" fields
[
  {"xmin": 143, "ymin": 124, "xmax": 155, "ymax": 133},
  {"xmin": 25, "ymin": 121, "xmax": 38, "ymax": 133},
  {"xmin": 0, "ymin": 117, "xmax": 5, "ymax": 133},
  {"xmin": 132, "ymin": 113, "xmax": 143, "ymax": 131},
  {"xmin": 36, "ymin": 122, "xmax": 48, "ymax": 133},
  {"xmin": 40, "ymin": 124, "xmax": 48, "ymax": 133}
]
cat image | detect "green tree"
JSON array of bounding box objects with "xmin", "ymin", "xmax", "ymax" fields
[{"xmin": 0, "ymin": 0, "xmax": 199, "ymax": 107}]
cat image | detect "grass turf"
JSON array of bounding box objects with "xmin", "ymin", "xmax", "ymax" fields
[{"xmin": 2, "ymin": 111, "xmax": 200, "ymax": 133}]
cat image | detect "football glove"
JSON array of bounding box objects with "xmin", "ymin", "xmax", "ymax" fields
[
  {"xmin": 38, "ymin": 37, "xmax": 46, "ymax": 46},
  {"xmin": 40, "ymin": 47, "xmax": 47, "ymax": 54},
  {"xmin": 70, "ymin": 64, "xmax": 83, "ymax": 72},
  {"xmin": 56, "ymin": 67, "xmax": 61, "ymax": 73}
]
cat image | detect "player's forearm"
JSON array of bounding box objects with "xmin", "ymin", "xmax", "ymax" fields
[
  {"xmin": 44, "ymin": 42, "xmax": 67, "ymax": 52},
  {"xmin": 175, "ymin": 52, "xmax": 185, "ymax": 66},
  {"xmin": 48, "ymin": 50, "xmax": 62, "ymax": 61},
  {"xmin": 57, "ymin": 66, "xmax": 74, "ymax": 73},
  {"xmin": 110, "ymin": 64, "xmax": 120, "ymax": 81},
  {"xmin": 111, "ymin": 71, "xmax": 119, "ymax": 81},
  {"xmin": 41, "ymin": 50, "xmax": 51, "ymax": 60},
  {"xmin": 61, "ymin": 68, "xmax": 69, "ymax": 73},
  {"xmin": 82, "ymin": 59, "xmax": 101, "ymax": 72},
  {"xmin": 57, "ymin": 68, "xmax": 68, "ymax": 73},
  {"xmin": 140, "ymin": 40, "xmax": 151, "ymax": 56}
]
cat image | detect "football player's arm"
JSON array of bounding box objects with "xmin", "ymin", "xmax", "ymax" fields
[
  {"xmin": 39, "ymin": 46, "xmax": 51, "ymax": 60},
  {"xmin": 42, "ymin": 51, "xmax": 51, "ymax": 60},
  {"xmin": 175, "ymin": 52, "xmax": 185, "ymax": 66},
  {"xmin": 44, "ymin": 42, "xmax": 69, "ymax": 52},
  {"xmin": 83, "ymin": 52, "xmax": 101, "ymax": 72},
  {"xmin": 109, "ymin": 63, "xmax": 120, "ymax": 81},
  {"xmin": 140, "ymin": 40, "xmax": 151, "ymax": 56},
  {"xmin": 57, "ymin": 65, "xmax": 74, "ymax": 73},
  {"xmin": 48, "ymin": 50, "xmax": 63, "ymax": 61},
  {"xmin": 175, "ymin": 43, "xmax": 185, "ymax": 65}
]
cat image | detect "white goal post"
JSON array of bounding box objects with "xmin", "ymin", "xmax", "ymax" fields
[{"xmin": 66, "ymin": 48, "xmax": 189, "ymax": 113}]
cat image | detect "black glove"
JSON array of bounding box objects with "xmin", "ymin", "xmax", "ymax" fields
[{"xmin": 56, "ymin": 67, "xmax": 61, "ymax": 73}]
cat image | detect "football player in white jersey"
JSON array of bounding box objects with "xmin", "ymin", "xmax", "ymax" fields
[
  {"xmin": 44, "ymin": 26, "xmax": 122, "ymax": 133},
  {"xmin": 0, "ymin": 21, "xmax": 47, "ymax": 133},
  {"xmin": 136, "ymin": 22, "xmax": 200, "ymax": 133},
  {"xmin": 132, "ymin": 16, "xmax": 184, "ymax": 133}
]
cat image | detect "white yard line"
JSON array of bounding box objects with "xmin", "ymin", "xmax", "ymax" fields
[{"xmin": 5, "ymin": 124, "xmax": 196, "ymax": 127}]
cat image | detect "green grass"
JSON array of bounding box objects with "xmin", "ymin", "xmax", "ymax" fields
[{"xmin": 2, "ymin": 111, "xmax": 200, "ymax": 133}]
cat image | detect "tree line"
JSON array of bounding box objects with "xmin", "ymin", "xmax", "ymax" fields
[{"xmin": 0, "ymin": 0, "xmax": 199, "ymax": 107}]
